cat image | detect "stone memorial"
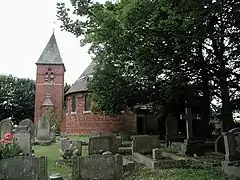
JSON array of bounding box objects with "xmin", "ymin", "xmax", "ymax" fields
[
  {"xmin": 165, "ymin": 114, "xmax": 180, "ymax": 144},
  {"xmin": 89, "ymin": 131, "xmax": 101, "ymax": 138},
  {"xmin": 0, "ymin": 119, "xmax": 13, "ymax": 139},
  {"xmin": 88, "ymin": 136, "xmax": 118, "ymax": 155},
  {"xmin": 222, "ymin": 128, "xmax": 240, "ymax": 177},
  {"xmin": 50, "ymin": 124, "xmax": 56, "ymax": 143},
  {"xmin": 72, "ymin": 154, "xmax": 123, "ymax": 180},
  {"xmin": 0, "ymin": 156, "xmax": 48, "ymax": 180},
  {"xmin": 19, "ymin": 118, "xmax": 35, "ymax": 143},
  {"xmin": 36, "ymin": 116, "xmax": 51, "ymax": 145},
  {"xmin": 14, "ymin": 126, "xmax": 32, "ymax": 154}
]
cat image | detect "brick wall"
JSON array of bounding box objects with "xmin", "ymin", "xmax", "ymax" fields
[
  {"xmin": 64, "ymin": 92, "xmax": 136, "ymax": 135},
  {"xmin": 34, "ymin": 64, "xmax": 65, "ymax": 125}
]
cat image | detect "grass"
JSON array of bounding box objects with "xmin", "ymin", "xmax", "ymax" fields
[{"xmin": 33, "ymin": 136, "xmax": 234, "ymax": 180}]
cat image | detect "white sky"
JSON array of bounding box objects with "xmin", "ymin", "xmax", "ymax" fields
[{"xmin": 0, "ymin": 0, "xmax": 105, "ymax": 84}]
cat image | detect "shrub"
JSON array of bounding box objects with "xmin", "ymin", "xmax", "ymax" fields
[{"xmin": 0, "ymin": 133, "xmax": 22, "ymax": 160}]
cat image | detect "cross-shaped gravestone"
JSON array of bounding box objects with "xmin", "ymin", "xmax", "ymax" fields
[{"xmin": 180, "ymin": 102, "xmax": 200, "ymax": 140}]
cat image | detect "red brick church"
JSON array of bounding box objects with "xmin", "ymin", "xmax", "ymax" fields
[{"xmin": 34, "ymin": 33, "xmax": 136, "ymax": 134}]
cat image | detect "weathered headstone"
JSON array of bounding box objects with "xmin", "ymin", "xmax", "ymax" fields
[
  {"xmin": 72, "ymin": 154, "xmax": 123, "ymax": 180},
  {"xmin": 50, "ymin": 125, "xmax": 56, "ymax": 143},
  {"xmin": 61, "ymin": 140, "xmax": 82, "ymax": 155},
  {"xmin": 132, "ymin": 135, "xmax": 161, "ymax": 154},
  {"xmin": 165, "ymin": 114, "xmax": 179, "ymax": 142},
  {"xmin": 61, "ymin": 140, "xmax": 71, "ymax": 152},
  {"xmin": 88, "ymin": 136, "xmax": 118, "ymax": 155},
  {"xmin": 89, "ymin": 131, "xmax": 101, "ymax": 138},
  {"xmin": 19, "ymin": 118, "xmax": 35, "ymax": 143},
  {"xmin": 0, "ymin": 156, "xmax": 48, "ymax": 180},
  {"xmin": 14, "ymin": 126, "xmax": 32, "ymax": 154},
  {"xmin": 0, "ymin": 119, "xmax": 13, "ymax": 139},
  {"xmin": 37, "ymin": 116, "xmax": 51, "ymax": 145},
  {"xmin": 222, "ymin": 128, "xmax": 240, "ymax": 177},
  {"xmin": 37, "ymin": 117, "xmax": 50, "ymax": 139}
]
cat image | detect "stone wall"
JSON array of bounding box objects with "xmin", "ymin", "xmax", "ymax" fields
[{"xmin": 64, "ymin": 92, "xmax": 136, "ymax": 135}]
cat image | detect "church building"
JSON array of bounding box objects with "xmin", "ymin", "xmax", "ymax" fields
[
  {"xmin": 34, "ymin": 33, "xmax": 136, "ymax": 134},
  {"xmin": 34, "ymin": 33, "xmax": 65, "ymax": 125}
]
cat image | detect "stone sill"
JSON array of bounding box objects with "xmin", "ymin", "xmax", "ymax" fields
[
  {"xmin": 83, "ymin": 111, "xmax": 91, "ymax": 114},
  {"xmin": 71, "ymin": 112, "xmax": 77, "ymax": 115}
]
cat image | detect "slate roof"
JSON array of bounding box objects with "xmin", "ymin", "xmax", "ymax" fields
[
  {"xmin": 36, "ymin": 33, "xmax": 64, "ymax": 66},
  {"xmin": 65, "ymin": 61, "xmax": 96, "ymax": 95},
  {"xmin": 42, "ymin": 97, "xmax": 54, "ymax": 107}
]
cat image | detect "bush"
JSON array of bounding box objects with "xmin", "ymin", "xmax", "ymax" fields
[{"xmin": 0, "ymin": 133, "xmax": 22, "ymax": 160}]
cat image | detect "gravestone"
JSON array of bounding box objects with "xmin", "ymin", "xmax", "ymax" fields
[
  {"xmin": 88, "ymin": 136, "xmax": 118, "ymax": 155},
  {"xmin": 50, "ymin": 124, "xmax": 56, "ymax": 143},
  {"xmin": 89, "ymin": 131, "xmax": 101, "ymax": 138},
  {"xmin": 14, "ymin": 126, "xmax": 32, "ymax": 154},
  {"xmin": 72, "ymin": 154, "xmax": 123, "ymax": 180},
  {"xmin": 36, "ymin": 116, "xmax": 51, "ymax": 145},
  {"xmin": 222, "ymin": 128, "xmax": 240, "ymax": 177},
  {"xmin": 132, "ymin": 135, "xmax": 161, "ymax": 154},
  {"xmin": 19, "ymin": 118, "xmax": 35, "ymax": 143},
  {"xmin": 165, "ymin": 114, "xmax": 179, "ymax": 143},
  {"xmin": 0, "ymin": 156, "xmax": 48, "ymax": 180},
  {"xmin": 0, "ymin": 119, "xmax": 13, "ymax": 139}
]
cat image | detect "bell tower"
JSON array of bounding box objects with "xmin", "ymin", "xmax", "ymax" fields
[{"xmin": 34, "ymin": 33, "xmax": 65, "ymax": 124}]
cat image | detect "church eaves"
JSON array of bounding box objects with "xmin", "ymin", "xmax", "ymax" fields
[{"xmin": 36, "ymin": 33, "xmax": 64, "ymax": 65}]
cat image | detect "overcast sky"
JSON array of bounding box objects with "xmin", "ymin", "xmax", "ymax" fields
[{"xmin": 0, "ymin": 0, "xmax": 104, "ymax": 84}]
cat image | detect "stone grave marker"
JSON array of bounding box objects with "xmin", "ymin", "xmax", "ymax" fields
[
  {"xmin": 88, "ymin": 136, "xmax": 118, "ymax": 155},
  {"xmin": 61, "ymin": 140, "xmax": 82, "ymax": 155},
  {"xmin": 19, "ymin": 118, "xmax": 35, "ymax": 143},
  {"xmin": 89, "ymin": 131, "xmax": 101, "ymax": 138},
  {"xmin": 36, "ymin": 116, "xmax": 51, "ymax": 144},
  {"xmin": 0, "ymin": 156, "xmax": 48, "ymax": 180},
  {"xmin": 222, "ymin": 128, "xmax": 240, "ymax": 177},
  {"xmin": 165, "ymin": 114, "xmax": 179, "ymax": 143},
  {"xmin": 50, "ymin": 124, "xmax": 56, "ymax": 143},
  {"xmin": 132, "ymin": 135, "xmax": 161, "ymax": 154},
  {"xmin": 0, "ymin": 119, "xmax": 13, "ymax": 139},
  {"xmin": 14, "ymin": 126, "xmax": 32, "ymax": 154},
  {"xmin": 72, "ymin": 154, "xmax": 123, "ymax": 180}
]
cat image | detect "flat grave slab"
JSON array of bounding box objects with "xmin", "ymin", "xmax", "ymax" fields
[{"xmin": 133, "ymin": 149, "xmax": 186, "ymax": 169}]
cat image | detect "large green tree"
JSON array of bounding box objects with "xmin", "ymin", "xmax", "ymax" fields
[
  {"xmin": 0, "ymin": 75, "xmax": 35, "ymax": 122},
  {"xmin": 57, "ymin": 0, "xmax": 240, "ymax": 131}
]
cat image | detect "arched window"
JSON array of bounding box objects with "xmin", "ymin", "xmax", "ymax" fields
[
  {"xmin": 50, "ymin": 72, "xmax": 54, "ymax": 83},
  {"xmin": 85, "ymin": 94, "xmax": 91, "ymax": 111},
  {"xmin": 72, "ymin": 94, "xmax": 76, "ymax": 112},
  {"xmin": 44, "ymin": 72, "xmax": 49, "ymax": 82}
]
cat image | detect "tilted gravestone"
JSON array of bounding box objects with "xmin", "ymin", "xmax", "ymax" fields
[
  {"xmin": 14, "ymin": 126, "xmax": 32, "ymax": 154},
  {"xmin": 222, "ymin": 128, "xmax": 240, "ymax": 177},
  {"xmin": 37, "ymin": 116, "xmax": 51, "ymax": 144},
  {"xmin": 0, "ymin": 156, "xmax": 48, "ymax": 180},
  {"xmin": 19, "ymin": 118, "xmax": 35, "ymax": 143},
  {"xmin": 88, "ymin": 136, "xmax": 118, "ymax": 155},
  {"xmin": 72, "ymin": 154, "xmax": 123, "ymax": 180},
  {"xmin": 0, "ymin": 119, "xmax": 13, "ymax": 139}
]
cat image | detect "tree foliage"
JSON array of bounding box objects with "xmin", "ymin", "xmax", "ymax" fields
[
  {"xmin": 0, "ymin": 75, "xmax": 35, "ymax": 122},
  {"xmin": 57, "ymin": 0, "xmax": 240, "ymax": 131}
]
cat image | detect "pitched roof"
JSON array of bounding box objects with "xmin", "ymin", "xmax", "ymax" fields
[
  {"xmin": 36, "ymin": 33, "xmax": 64, "ymax": 65},
  {"xmin": 42, "ymin": 93, "xmax": 54, "ymax": 107},
  {"xmin": 65, "ymin": 61, "xmax": 95, "ymax": 95}
]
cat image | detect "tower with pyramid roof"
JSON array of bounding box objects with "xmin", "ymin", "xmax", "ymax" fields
[{"xmin": 34, "ymin": 33, "xmax": 65, "ymax": 125}]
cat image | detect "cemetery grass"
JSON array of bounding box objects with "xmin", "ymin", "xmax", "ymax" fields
[
  {"xmin": 33, "ymin": 135, "xmax": 234, "ymax": 180},
  {"xmin": 33, "ymin": 135, "xmax": 89, "ymax": 179}
]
